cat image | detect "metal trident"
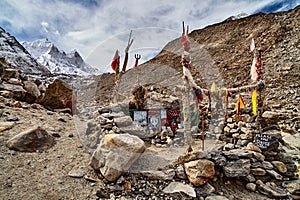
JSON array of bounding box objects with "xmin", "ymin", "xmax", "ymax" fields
[
  {"xmin": 134, "ymin": 54, "xmax": 141, "ymax": 85},
  {"xmin": 134, "ymin": 54, "xmax": 141, "ymax": 70}
]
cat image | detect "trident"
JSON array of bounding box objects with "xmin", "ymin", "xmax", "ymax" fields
[{"xmin": 134, "ymin": 54, "xmax": 141, "ymax": 84}]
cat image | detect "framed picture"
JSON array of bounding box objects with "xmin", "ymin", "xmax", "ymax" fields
[
  {"xmin": 133, "ymin": 111, "xmax": 147, "ymax": 127},
  {"xmin": 148, "ymin": 110, "xmax": 161, "ymax": 134}
]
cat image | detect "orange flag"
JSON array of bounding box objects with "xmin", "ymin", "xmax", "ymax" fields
[{"xmin": 235, "ymin": 95, "xmax": 245, "ymax": 110}]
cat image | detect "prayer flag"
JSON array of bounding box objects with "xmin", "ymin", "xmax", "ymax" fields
[
  {"xmin": 235, "ymin": 95, "xmax": 245, "ymax": 110},
  {"xmin": 252, "ymin": 89, "xmax": 257, "ymax": 115},
  {"xmin": 111, "ymin": 50, "xmax": 120, "ymax": 75}
]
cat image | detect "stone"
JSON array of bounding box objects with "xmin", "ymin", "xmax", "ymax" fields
[
  {"xmin": 162, "ymin": 182, "xmax": 196, "ymax": 197},
  {"xmin": 251, "ymin": 168, "xmax": 266, "ymax": 176},
  {"xmin": 223, "ymin": 143, "xmax": 235, "ymax": 150},
  {"xmin": 252, "ymin": 152, "xmax": 265, "ymax": 162},
  {"xmin": 6, "ymin": 117, "xmax": 19, "ymax": 122},
  {"xmin": 223, "ymin": 159, "xmax": 251, "ymax": 177},
  {"xmin": 24, "ymin": 81, "xmax": 41, "ymax": 103},
  {"xmin": 90, "ymin": 133, "xmax": 145, "ymax": 182},
  {"xmin": 227, "ymin": 118, "xmax": 233, "ymax": 123},
  {"xmin": 271, "ymin": 161, "xmax": 287, "ymax": 174},
  {"xmin": 262, "ymin": 111, "xmax": 281, "ymax": 119},
  {"xmin": 244, "ymin": 174, "xmax": 256, "ymax": 182},
  {"xmin": 246, "ymin": 183, "xmax": 256, "ymax": 192},
  {"xmin": 175, "ymin": 165, "xmax": 187, "ymax": 179},
  {"xmin": 211, "ymin": 154, "xmax": 226, "ymax": 167},
  {"xmin": 203, "ymin": 182, "xmax": 215, "ymax": 194},
  {"xmin": 13, "ymin": 101, "xmax": 22, "ymax": 108},
  {"xmin": 0, "ymin": 122, "xmax": 14, "ymax": 132},
  {"xmin": 68, "ymin": 168, "xmax": 85, "ymax": 178},
  {"xmin": 266, "ymin": 170, "xmax": 283, "ymax": 180},
  {"xmin": 223, "ymin": 149, "xmax": 253, "ymax": 158},
  {"xmin": 0, "ymin": 90, "xmax": 13, "ymax": 98},
  {"xmin": 120, "ymin": 123, "xmax": 149, "ymax": 139},
  {"xmin": 140, "ymin": 169, "xmax": 175, "ymax": 180},
  {"xmin": 7, "ymin": 78, "xmax": 22, "ymax": 85},
  {"xmin": 6, "ymin": 126, "xmax": 55, "ymax": 152},
  {"xmin": 240, "ymin": 127, "xmax": 252, "ymax": 135},
  {"xmin": 224, "ymin": 126, "xmax": 230, "ymax": 133},
  {"xmin": 184, "ymin": 159, "xmax": 215, "ymax": 186},
  {"xmin": 38, "ymin": 84, "xmax": 46, "ymax": 93},
  {"xmin": 262, "ymin": 161, "xmax": 273, "ymax": 170},
  {"xmin": 258, "ymin": 183, "xmax": 288, "ymax": 198},
  {"xmin": 40, "ymin": 79, "xmax": 73, "ymax": 112},
  {"xmin": 113, "ymin": 116, "xmax": 133, "ymax": 127},
  {"xmin": 228, "ymin": 123, "xmax": 235, "ymax": 129},
  {"xmin": 205, "ymin": 195, "xmax": 229, "ymax": 200},
  {"xmin": 246, "ymin": 142, "xmax": 262, "ymax": 153}
]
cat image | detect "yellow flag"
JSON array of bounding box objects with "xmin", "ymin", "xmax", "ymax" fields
[
  {"xmin": 252, "ymin": 89, "xmax": 257, "ymax": 115},
  {"xmin": 235, "ymin": 95, "xmax": 245, "ymax": 110},
  {"xmin": 211, "ymin": 82, "xmax": 218, "ymax": 92}
]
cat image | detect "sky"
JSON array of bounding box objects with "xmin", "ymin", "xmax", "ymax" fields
[{"xmin": 0, "ymin": 0, "xmax": 299, "ymax": 72}]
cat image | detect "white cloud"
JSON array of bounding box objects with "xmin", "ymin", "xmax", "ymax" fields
[{"xmin": 0, "ymin": 0, "xmax": 298, "ymax": 72}]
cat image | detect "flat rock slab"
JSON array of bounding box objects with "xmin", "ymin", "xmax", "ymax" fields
[{"xmin": 6, "ymin": 126, "xmax": 55, "ymax": 152}]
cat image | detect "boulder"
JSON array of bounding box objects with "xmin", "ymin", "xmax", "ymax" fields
[
  {"xmin": 223, "ymin": 159, "xmax": 251, "ymax": 177},
  {"xmin": 6, "ymin": 126, "xmax": 55, "ymax": 152},
  {"xmin": 40, "ymin": 79, "xmax": 73, "ymax": 111},
  {"xmin": 90, "ymin": 133, "xmax": 145, "ymax": 182},
  {"xmin": 184, "ymin": 159, "xmax": 215, "ymax": 186},
  {"xmin": 163, "ymin": 182, "xmax": 196, "ymax": 197},
  {"xmin": 24, "ymin": 81, "xmax": 41, "ymax": 103}
]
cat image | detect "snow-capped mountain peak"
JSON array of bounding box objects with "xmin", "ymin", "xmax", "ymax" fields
[{"xmin": 22, "ymin": 39, "xmax": 100, "ymax": 76}]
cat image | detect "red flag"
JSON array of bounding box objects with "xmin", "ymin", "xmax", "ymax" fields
[{"xmin": 111, "ymin": 50, "xmax": 120, "ymax": 74}]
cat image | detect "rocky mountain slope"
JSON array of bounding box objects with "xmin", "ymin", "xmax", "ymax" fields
[
  {"xmin": 0, "ymin": 27, "xmax": 50, "ymax": 75},
  {"xmin": 22, "ymin": 39, "xmax": 100, "ymax": 76}
]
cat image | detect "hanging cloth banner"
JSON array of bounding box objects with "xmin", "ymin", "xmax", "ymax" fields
[
  {"xmin": 235, "ymin": 95, "xmax": 245, "ymax": 122},
  {"xmin": 252, "ymin": 89, "xmax": 257, "ymax": 115},
  {"xmin": 111, "ymin": 50, "xmax": 120, "ymax": 75}
]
